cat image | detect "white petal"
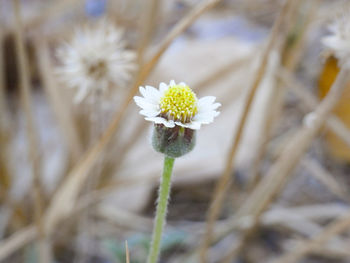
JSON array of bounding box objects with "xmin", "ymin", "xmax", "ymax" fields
[
  {"xmin": 206, "ymin": 102, "xmax": 221, "ymax": 110},
  {"xmin": 145, "ymin": 117, "xmax": 175, "ymax": 128},
  {"xmin": 139, "ymin": 109, "xmax": 160, "ymax": 117},
  {"xmin": 188, "ymin": 121, "xmax": 202, "ymax": 130},
  {"xmin": 139, "ymin": 85, "xmax": 161, "ymax": 104},
  {"xmin": 174, "ymin": 121, "xmax": 201, "ymax": 130},
  {"xmin": 145, "ymin": 85, "xmax": 161, "ymax": 102},
  {"xmin": 169, "ymin": 80, "xmax": 176, "ymax": 86},
  {"xmin": 198, "ymin": 96, "xmax": 216, "ymax": 106},
  {"xmin": 159, "ymin": 82, "xmax": 169, "ymax": 94},
  {"xmin": 198, "ymin": 102, "xmax": 221, "ymax": 113},
  {"xmin": 174, "ymin": 121, "xmax": 187, "ymax": 128},
  {"xmin": 176, "ymin": 121, "xmax": 201, "ymax": 130},
  {"xmin": 139, "ymin": 86, "xmax": 147, "ymax": 97},
  {"xmin": 134, "ymin": 96, "xmax": 158, "ymax": 111},
  {"xmin": 194, "ymin": 110, "xmax": 220, "ymax": 123}
]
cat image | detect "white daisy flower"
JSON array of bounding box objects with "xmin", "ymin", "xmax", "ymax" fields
[
  {"xmin": 322, "ymin": 14, "xmax": 350, "ymax": 68},
  {"xmin": 56, "ymin": 19, "xmax": 137, "ymax": 103},
  {"xmin": 134, "ymin": 80, "xmax": 221, "ymax": 130}
]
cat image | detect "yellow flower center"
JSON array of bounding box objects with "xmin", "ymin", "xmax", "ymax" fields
[{"xmin": 159, "ymin": 84, "xmax": 198, "ymax": 123}]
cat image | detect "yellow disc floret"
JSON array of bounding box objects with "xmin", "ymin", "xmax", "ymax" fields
[{"xmin": 159, "ymin": 84, "xmax": 198, "ymax": 123}]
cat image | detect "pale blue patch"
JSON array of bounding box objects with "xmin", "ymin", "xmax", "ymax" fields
[
  {"xmin": 189, "ymin": 16, "xmax": 268, "ymax": 42},
  {"xmin": 85, "ymin": 0, "xmax": 107, "ymax": 17}
]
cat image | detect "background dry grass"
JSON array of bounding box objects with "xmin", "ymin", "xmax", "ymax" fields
[{"xmin": 1, "ymin": 0, "xmax": 350, "ymax": 262}]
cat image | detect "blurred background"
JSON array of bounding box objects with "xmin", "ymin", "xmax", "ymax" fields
[{"xmin": 1, "ymin": 0, "xmax": 350, "ymax": 262}]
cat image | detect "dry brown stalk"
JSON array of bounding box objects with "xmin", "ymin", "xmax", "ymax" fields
[
  {"xmin": 193, "ymin": 53, "xmax": 253, "ymax": 94},
  {"xmin": 200, "ymin": 0, "xmax": 296, "ymax": 260},
  {"xmin": 271, "ymin": 211, "xmax": 350, "ymax": 263},
  {"xmin": 0, "ymin": 167, "xmax": 157, "ymax": 261},
  {"xmin": 0, "ymin": 32, "xmax": 7, "ymax": 125},
  {"xmin": 251, "ymin": 70, "xmax": 349, "ymax": 216},
  {"xmin": 12, "ymin": 0, "xmax": 49, "ymax": 262},
  {"xmin": 282, "ymin": 0, "xmax": 320, "ymax": 72},
  {"xmin": 247, "ymin": 0, "xmax": 310, "ymax": 188},
  {"xmin": 279, "ymin": 68, "xmax": 350, "ymax": 148},
  {"xmin": 246, "ymin": 50, "xmax": 281, "ymax": 189},
  {"xmin": 112, "ymin": 119, "xmax": 148, "ymax": 171},
  {"xmin": 0, "ymin": 226, "xmax": 37, "ymax": 261},
  {"xmin": 43, "ymin": 0, "xmax": 223, "ymax": 237},
  {"xmin": 35, "ymin": 38, "xmax": 83, "ymax": 162},
  {"xmin": 221, "ymin": 67, "xmax": 350, "ymax": 262},
  {"xmin": 95, "ymin": 118, "xmax": 148, "ymax": 188},
  {"xmin": 24, "ymin": 0, "xmax": 81, "ymax": 31},
  {"xmin": 97, "ymin": 205, "xmax": 153, "ymax": 233},
  {"xmin": 136, "ymin": 0, "xmax": 160, "ymax": 63},
  {"xmin": 0, "ymin": 30, "xmax": 12, "ymax": 204},
  {"xmin": 301, "ymin": 158, "xmax": 348, "ymax": 201}
]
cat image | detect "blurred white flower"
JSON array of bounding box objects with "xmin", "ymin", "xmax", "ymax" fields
[
  {"xmin": 322, "ymin": 15, "xmax": 350, "ymax": 68},
  {"xmin": 134, "ymin": 80, "xmax": 221, "ymax": 130},
  {"xmin": 56, "ymin": 19, "xmax": 136, "ymax": 103}
]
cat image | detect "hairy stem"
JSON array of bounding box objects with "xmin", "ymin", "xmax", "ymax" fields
[{"xmin": 147, "ymin": 156, "xmax": 175, "ymax": 263}]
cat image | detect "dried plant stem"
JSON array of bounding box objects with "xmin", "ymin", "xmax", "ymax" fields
[
  {"xmin": 12, "ymin": 0, "xmax": 49, "ymax": 262},
  {"xmin": 137, "ymin": 0, "xmax": 160, "ymax": 63},
  {"xmin": 193, "ymin": 53, "xmax": 253, "ymax": 94},
  {"xmin": 0, "ymin": 30, "xmax": 12, "ymax": 203},
  {"xmin": 250, "ymin": 1, "xmax": 319, "ymax": 184},
  {"xmin": 146, "ymin": 0, "xmax": 222, "ymax": 72},
  {"xmin": 43, "ymin": 0, "xmax": 223, "ymax": 235},
  {"xmin": 248, "ymin": 0, "xmax": 306, "ymax": 187},
  {"xmin": 279, "ymin": 68, "xmax": 350, "ymax": 148},
  {"xmin": 35, "ymin": 38, "xmax": 83, "ymax": 161},
  {"xmin": 147, "ymin": 156, "xmax": 175, "ymax": 263},
  {"xmin": 0, "ymin": 31, "xmax": 7, "ymax": 125},
  {"xmin": 112, "ymin": 120, "xmax": 148, "ymax": 172},
  {"xmin": 283, "ymin": 0, "xmax": 320, "ymax": 72},
  {"xmin": 211, "ymin": 67, "xmax": 350, "ymax": 262},
  {"xmin": 230, "ymin": 67, "xmax": 350, "ymax": 260},
  {"xmin": 75, "ymin": 93, "xmax": 105, "ymax": 263},
  {"xmin": 24, "ymin": 0, "xmax": 81, "ymax": 30},
  {"xmin": 200, "ymin": 1, "xmax": 295, "ymax": 260},
  {"xmin": 0, "ymin": 226, "xmax": 37, "ymax": 261},
  {"xmin": 247, "ymin": 52, "xmax": 281, "ymax": 189},
  {"xmin": 272, "ymin": 211, "xmax": 350, "ymax": 263},
  {"xmin": 96, "ymin": 118, "xmax": 148, "ymax": 188},
  {"xmin": 301, "ymin": 158, "xmax": 347, "ymax": 201}
]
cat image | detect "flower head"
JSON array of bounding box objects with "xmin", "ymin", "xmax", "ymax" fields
[
  {"xmin": 134, "ymin": 80, "xmax": 221, "ymax": 130},
  {"xmin": 56, "ymin": 19, "xmax": 136, "ymax": 103},
  {"xmin": 322, "ymin": 14, "xmax": 350, "ymax": 68},
  {"xmin": 134, "ymin": 80, "xmax": 221, "ymax": 158}
]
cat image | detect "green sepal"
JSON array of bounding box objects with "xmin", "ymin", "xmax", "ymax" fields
[{"xmin": 152, "ymin": 124, "xmax": 196, "ymax": 158}]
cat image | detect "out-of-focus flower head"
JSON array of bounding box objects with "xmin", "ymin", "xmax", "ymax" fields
[
  {"xmin": 322, "ymin": 14, "xmax": 350, "ymax": 68},
  {"xmin": 56, "ymin": 19, "xmax": 137, "ymax": 103}
]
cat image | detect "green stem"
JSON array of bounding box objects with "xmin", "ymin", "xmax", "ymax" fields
[{"xmin": 147, "ymin": 156, "xmax": 175, "ymax": 263}]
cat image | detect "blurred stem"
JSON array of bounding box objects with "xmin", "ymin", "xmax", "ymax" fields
[
  {"xmin": 0, "ymin": 29, "xmax": 11, "ymax": 204},
  {"xmin": 200, "ymin": 0, "xmax": 295, "ymax": 261},
  {"xmin": 137, "ymin": 0, "xmax": 160, "ymax": 64},
  {"xmin": 147, "ymin": 156, "xmax": 175, "ymax": 263},
  {"xmin": 12, "ymin": 0, "xmax": 49, "ymax": 262},
  {"xmin": 221, "ymin": 66, "xmax": 350, "ymax": 263},
  {"xmin": 35, "ymin": 38, "xmax": 83, "ymax": 162}
]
